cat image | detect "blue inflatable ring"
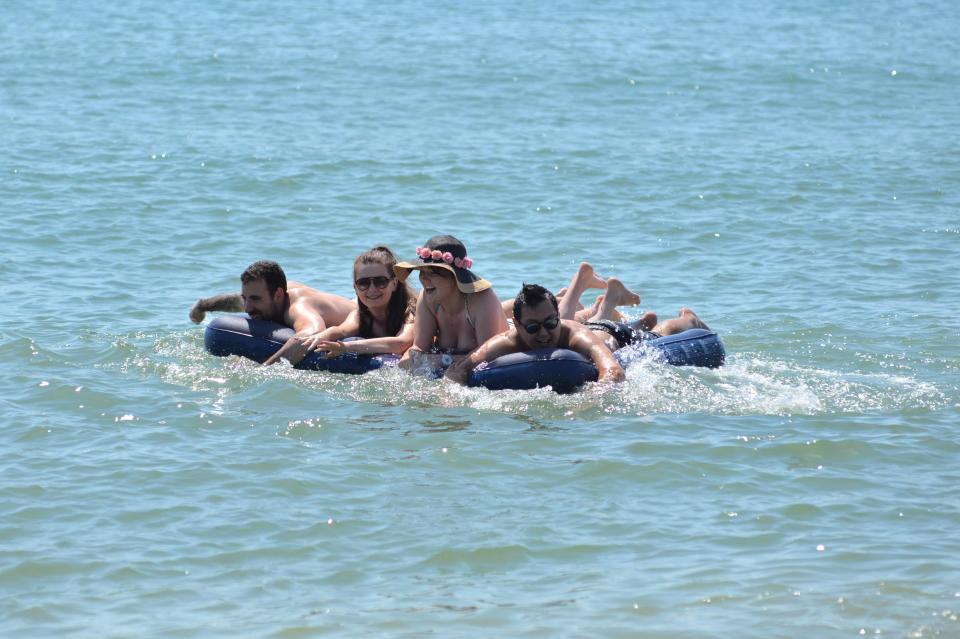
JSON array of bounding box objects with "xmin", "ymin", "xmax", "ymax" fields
[
  {"xmin": 469, "ymin": 348, "xmax": 599, "ymax": 393},
  {"xmin": 204, "ymin": 315, "xmax": 399, "ymax": 374},
  {"xmin": 202, "ymin": 316, "xmax": 725, "ymax": 392},
  {"xmin": 469, "ymin": 329, "xmax": 724, "ymax": 393},
  {"xmin": 614, "ymin": 328, "xmax": 726, "ymax": 369}
]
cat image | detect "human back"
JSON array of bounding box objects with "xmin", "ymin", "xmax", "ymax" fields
[{"xmin": 284, "ymin": 282, "xmax": 355, "ymax": 333}]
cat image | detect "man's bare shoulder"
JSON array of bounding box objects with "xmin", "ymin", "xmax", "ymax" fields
[
  {"xmin": 476, "ymin": 328, "xmax": 524, "ymax": 362},
  {"xmin": 557, "ymin": 319, "xmax": 585, "ymax": 348},
  {"xmin": 288, "ymin": 283, "xmax": 353, "ymax": 305},
  {"xmin": 500, "ymin": 328, "xmax": 524, "ymax": 349},
  {"xmin": 287, "ymin": 281, "xmax": 321, "ymax": 296}
]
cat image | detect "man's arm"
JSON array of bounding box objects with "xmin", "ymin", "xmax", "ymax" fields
[
  {"xmin": 262, "ymin": 300, "xmax": 330, "ymax": 367},
  {"xmin": 299, "ymin": 310, "xmax": 360, "ymax": 351},
  {"xmin": 189, "ymin": 293, "xmax": 242, "ymax": 323},
  {"xmin": 444, "ymin": 331, "xmax": 521, "ymax": 385},
  {"xmin": 565, "ymin": 324, "xmax": 626, "ymax": 384},
  {"xmin": 287, "ymin": 299, "xmax": 327, "ymax": 335}
]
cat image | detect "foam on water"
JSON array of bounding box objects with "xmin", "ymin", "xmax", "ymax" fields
[{"xmin": 139, "ymin": 326, "xmax": 951, "ymax": 422}]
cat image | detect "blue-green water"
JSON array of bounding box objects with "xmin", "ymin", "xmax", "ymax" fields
[{"xmin": 3, "ymin": 1, "xmax": 959, "ymax": 636}]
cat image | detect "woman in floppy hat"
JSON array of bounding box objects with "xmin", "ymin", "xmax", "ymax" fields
[{"xmin": 395, "ymin": 235, "xmax": 508, "ymax": 371}]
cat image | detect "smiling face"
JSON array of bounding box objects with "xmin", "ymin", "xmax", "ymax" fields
[
  {"xmin": 418, "ymin": 266, "xmax": 458, "ymax": 302},
  {"xmin": 354, "ymin": 263, "xmax": 397, "ymax": 312},
  {"xmin": 241, "ymin": 278, "xmax": 285, "ymax": 322},
  {"xmin": 517, "ymin": 299, "xmax": 562, "ymax": 349}
]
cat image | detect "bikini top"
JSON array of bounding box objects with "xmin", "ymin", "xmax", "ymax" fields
[
  {"xmin": 431, "ymin": 294, "xmax": 476, "ymax": 355},
  {"xmin": 433, "ymin": 294, "xmax": 476, "ymax": 328}
]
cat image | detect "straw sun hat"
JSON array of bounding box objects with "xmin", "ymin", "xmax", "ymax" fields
[{"xmin": 393, "ymin": 235, "xmax": 491, "ymax": 294}]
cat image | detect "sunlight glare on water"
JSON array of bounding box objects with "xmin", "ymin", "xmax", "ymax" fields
[{"xmin": 2, "ymin": 0, "xmax": 959, "ymax": 637}]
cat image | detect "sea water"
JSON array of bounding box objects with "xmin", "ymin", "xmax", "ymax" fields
[{"xmin": 2, "ymin": 1, "xmax": 959, "ymax": 636}]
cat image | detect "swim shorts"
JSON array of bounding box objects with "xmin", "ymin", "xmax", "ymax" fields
[{"xmin": 583, "ymin": 320, "xmax": 661, "ymax": 349}]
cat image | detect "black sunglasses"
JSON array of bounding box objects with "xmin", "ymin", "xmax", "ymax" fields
[
  {"xmin": 355, "ymin": 275, "xmax": 394, "ymax": 291},
  {"xmin": 522, "ymin": 315, "xmax": 560, "ymax": 334}
]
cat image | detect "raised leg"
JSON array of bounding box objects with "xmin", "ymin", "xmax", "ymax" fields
[
  {"xmin": 558, "ymin": 262, "xmax": 608, "ymax": 320},
  {"xmin": 573, "ymin": 294, "xmax": 604, "ymax": 322},
  {"xmin": 586, "ymin": 278, "xmax": 641, "ymax": 322}
]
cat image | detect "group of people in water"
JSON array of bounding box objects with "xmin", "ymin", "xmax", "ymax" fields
[{"xmin": 189, "ymin": 235, "xmax": 711, "ymax": 384}]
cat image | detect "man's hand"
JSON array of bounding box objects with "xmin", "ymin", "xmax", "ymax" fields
[
  {"xmin": 598, "ymin": 364, "xmax": 626, "ymax": 384},
  {"xmin": 189, "ymin": 293, "xmax": 243, "ymax": 323},
  {"xmin": 189, "ymin": 300, "xmax": 208, "ymax": 324},
  {"xmin": 443, "ymin": 359, "xmax": 472, "ymax": 385},
  {"xmin": 263, "ymin": 335, "xmax": 311, "ymax": 366}
]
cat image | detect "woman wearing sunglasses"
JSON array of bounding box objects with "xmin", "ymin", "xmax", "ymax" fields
[
  {"xmin": 267, "ymin": 246, "xmax": 416, "ymax": 365},
  {"xmin": 394, "ymin": 235, "xmax": 509, "ymax": 372}
]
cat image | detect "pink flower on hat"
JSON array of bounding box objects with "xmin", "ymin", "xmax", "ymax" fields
[
  {"xmin": 453, "ymin": 257, "xmax": 463, "ymax": 268},
  {"xmin": 442, "ymin": 252, "xmax": 454, "ymax": 263},
  {"xmin": 431, "ymin": 250, "xmax": 443, "ymax": 261},
  {"xmin": 462, "ymin": 257, "xmax": 473, "ymax": 269}
]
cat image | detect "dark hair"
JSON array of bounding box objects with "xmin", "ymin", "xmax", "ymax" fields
[
  {"xmin": 241, "ymin": 260, "xmax": 287, "ymax": 295},
  {"xmin": 513, "ymin": 283, "xmax": 558, "ymax": 322},
  {"xmin": 354, "ymin": 246, "xmax": 416, "ymax": 338},
  {"xmin": 418, "ymin": 236, "xmax": 466, "ymax": 281},
  {"xmin": 423, "ymin": 235, "xmax": 467, "ymax": 260}
]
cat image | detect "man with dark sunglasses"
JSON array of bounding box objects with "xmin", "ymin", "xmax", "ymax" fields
[{"xmin": 444, "ymin": 284, "xmax": 626, "ymax": 385}]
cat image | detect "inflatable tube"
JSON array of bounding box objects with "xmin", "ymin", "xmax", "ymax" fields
[
  {"xmin": 614, "ymin": 328, "xmax": 725, "ymax": 369},
  {"xmin": 466, "ymin": 329, "xmax": 724, "ymax": 393},
  {"xmin": 203, "ymin": 315, "xmax": 398, "ymax": 374},
  {"xmin": 468, "ymin": 348, "xmax": 599, "ymax": 393},
  {"xmin": 203, "ymin": 316, "xmax": 724, "ymax": 390}
]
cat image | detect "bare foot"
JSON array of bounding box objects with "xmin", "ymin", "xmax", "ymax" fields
[
  {"xmin": 637, "ymin": 311, "xmax": 658, "ymax": 331},
  {"xmin": 574, "ymin": 294, "xmax": 604, "ymax": 322},
  {"xmin": 577, "ymin": 262, "xmax": 609, "ymax": 290},
  {"xmin": 604, "ymin": 278, "xmax": 641, "ymax": 307},
  {"xmin": 653, "ymin": 308, "xmax": 711, "ymax": 335},
  {"xmin": 679, "ymin": 307, "xmax": 710, "ymax": 330},
  {"xmin": 587, "ymin": 280, "xmax": 641, "ymax": 323},
  {"xmin": 559, "ymin": 263, "xmax": 607, "ymax": 320}
]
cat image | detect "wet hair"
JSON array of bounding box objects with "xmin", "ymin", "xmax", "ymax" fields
[
  {"xmin": 241, "ymin": 260, "xmax": 287, "ymax": 295},
  {"xmin": 354, "ymin": 246, "xmax": 416, "ymax": 338},
  {"xmin": 513, "ymin": 283, "xmax": 558, "ymax": 322}
]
